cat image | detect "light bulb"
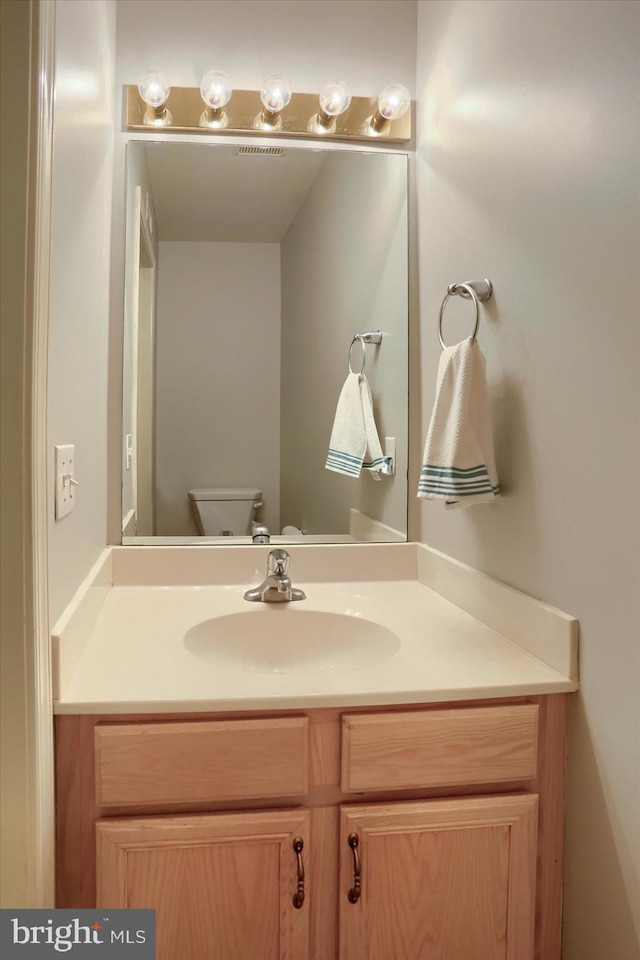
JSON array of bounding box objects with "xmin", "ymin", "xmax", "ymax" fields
[
  {"xmin": 309, "ymin": 80, "xmax": 352, "ymax": 132},
  {"xmin": 367, "ymin": 82, "xmax": 411, "ymax": 135},
  {"xmin": 377, "ymin": 83, "xmax": 410, "ymax": 120},
  {"xmin": 260, "ymin": 74, "xmax": 292, "ymax": 116},
  {"xmin": 200, "ymin": 70, "xmax": 232, "ymax": 110},
  {"xmin": 138, "ymin": 68, "xmax": 170, "ymax": 108},
  {"xmin": 319, "ymin": 80, "xmax": 351, "ymax": 118},
  {"xmin": 137, "ymin": 68, "xmax": 172, "ymax": 125},
  {"xmin": 199, "ymin": 70, "xmax": 232, "ymax": 128}
]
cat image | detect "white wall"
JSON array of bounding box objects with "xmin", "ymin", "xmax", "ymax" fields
[
  {"xmin": 415, "ymin": 2, "xmax": 639, "ymax": 956},
  {"xmin": 281, "ymin": 151, "xmax": 408, "ymax": 535},
  {"xmin": 48, "ymin": 0, "xmax": 116, "ymax": 624},
  {"xmin": 114, "ymin": 0, "xmax": 417, "ymax": 95},
  {"xmin": 108, "ymin": 0, "xmax": 418, "ymax": 541},
  {"xmin": 155, "ymin": 242, "xmax": 281, "ymax": 536}
]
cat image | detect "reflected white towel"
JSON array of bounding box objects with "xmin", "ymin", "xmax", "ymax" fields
[
  {"xmin": 417, "ymin": 338, "xmax": 499, "ymax": 508},
  {"xmin": 326, "ymin": 373, "xmax": 385, "ymax": 478}
]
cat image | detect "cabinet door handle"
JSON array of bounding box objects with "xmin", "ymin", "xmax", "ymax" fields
[
  {"xmin": 347, "ymin": 832, "xmax": 361, "ymax": 904},
  {"xmin": 292, "ymin": 837, "xmax": 305, "ymax": 909}
]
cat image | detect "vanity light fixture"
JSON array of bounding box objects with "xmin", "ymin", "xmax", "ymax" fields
[
  {"xmin": 257, "ymin": 74, "xmax": 293, "ymax": 128},
  {"xmin": 137, "ymin": 68, "xmax": 172, "ymax": 126},
  {"xmin": 366, "ymin": 82, "xmax": 411, "ymax": 135},
  {"xmin": 126, "ymin": 76, "xmax": 411, "ymax": 142},
  {"xmin": 308, "ymin": 80, "xmax": 352, "ymax": 133},
  {"xmin": 199, "ymin": 70, "xmax": 233, "ymax": 128}
]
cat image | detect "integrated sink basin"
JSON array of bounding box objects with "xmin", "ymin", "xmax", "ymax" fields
[{"xmin": 183, "ymin": 607, "xmax": 401, "ymax": 675}]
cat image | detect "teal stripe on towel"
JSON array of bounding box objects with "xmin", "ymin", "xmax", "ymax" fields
[
  {"xmin": 419, "ymin": 463, "xmax": 497, "ymax": 497},
  {"xmin": 328, "ymin": 449, "xmax": 362, "ymax": 465},
  {"xmin": 419, "ymin": 486, "xmax": 494, "ymax": 496},
  {"xmin": 418, "ymin": 476, "xmax": 498, "ymax": 488},
  {"xmin": 326, "ymin": 449, "xmax": 385, "ymax": 476},
  {"xmin": 443, "ymin": 487, "xmax": 500, "ymax": 498},
  {"xmin": 418, "ymin": 482, "xmax": 500, "ymax": 497},
  {"xmin": 421, "ymin": 478, "xmax": 492, "ymax": 490},
  {"xmin": 421, "ymin": 480, "xmax": 493, "ymax": 493},
  {"xmin": 418, "ymin": 479, "xmax": 493, "ymax": 493},
  {"xmin": 326, "ymin": 449, "xmax": 361, "ymax": 476},
  {"xmin": 424, "ymin": 463, "xmax": 489, "ymax": 473},
  {"xmin": 421, "ymin": 464, "xmax": 490, "ymax": 478}
]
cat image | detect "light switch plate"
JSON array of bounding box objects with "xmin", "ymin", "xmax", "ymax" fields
[
  {"xmin": 384, "ymin": 437, "xmax": 396, "ymax": 475},
  {"xmin": 55, "ymin": 444, "xmax": 76, "ymax": 520},
  {"xmin": 125, "ymin": 434, "xmax": 134, "ymax": 471}
]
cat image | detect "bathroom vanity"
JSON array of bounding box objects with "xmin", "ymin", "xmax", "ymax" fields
[{"xmin": 52, "ymin": 543, "xmax": 578, "ymax": 960}]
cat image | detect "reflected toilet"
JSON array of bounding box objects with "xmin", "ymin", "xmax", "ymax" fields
[{"xmin": 188, "ymin": 487, "xmax": 262, "ymax": 536}]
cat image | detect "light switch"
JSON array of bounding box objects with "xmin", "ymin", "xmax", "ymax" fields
[{"xmin": 55, "ymin": 444, "xmax": 78, "ymax": 520}]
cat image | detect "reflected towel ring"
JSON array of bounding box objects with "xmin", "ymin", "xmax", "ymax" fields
[
  {"xmin": 438, "ymin": 279, "xmax": 493, "ymax": 350},
  {"xmin": 348, "ymin": 336, "xmax": 366, "ymax": 375},
  {"xmin": 348, "ymin": 331, "xmax": 383, "ymax": 375}
]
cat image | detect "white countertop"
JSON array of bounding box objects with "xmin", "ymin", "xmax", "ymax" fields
[
  {"xmin": 52, "ymin": 544, "xmax": 579, "ymax": 714},
  {"xmin": 56, "ymin": 580, "xmax": 575, "ymax": 714}
]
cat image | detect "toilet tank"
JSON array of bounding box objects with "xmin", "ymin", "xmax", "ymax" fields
[{"xmin": 188, "ymin": 487, "xmax": 262, "ymax": 536}]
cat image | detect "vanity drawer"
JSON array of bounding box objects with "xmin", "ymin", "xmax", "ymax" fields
[
  {"xmin": 341, "ymin": 704, "xmax": 539, "ymax": 792},
  {"xmin": 95, "ymin": 716, "xmax": 309, "ymax": 808}
]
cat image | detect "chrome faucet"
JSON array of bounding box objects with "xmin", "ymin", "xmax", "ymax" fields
[{"xmin": 244, "ymin": 549, "xmax": 306, "ymax": 603}]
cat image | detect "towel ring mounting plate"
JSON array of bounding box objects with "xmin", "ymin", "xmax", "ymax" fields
[{"xmin": 438, "ymin": 279, "xmax": 493, "ymax": 350}]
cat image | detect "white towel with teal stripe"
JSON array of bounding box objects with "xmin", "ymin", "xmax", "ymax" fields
[
  {"xmin": 326, "ymin": 373, "xmax": 385, "ymax": 478},
  {"xmin": 418, "ymin": 338, "xmax": 499, "ymax": 508}
]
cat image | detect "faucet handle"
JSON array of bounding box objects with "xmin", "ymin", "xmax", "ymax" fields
[{"xmin": 268, "ymin": 548, "xmax": 290, "ymax": 576}]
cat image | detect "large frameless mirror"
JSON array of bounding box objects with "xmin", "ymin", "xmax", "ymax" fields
[{"xmin": 121, "ymin": 141, "xmax": 408, "ymax": 544}]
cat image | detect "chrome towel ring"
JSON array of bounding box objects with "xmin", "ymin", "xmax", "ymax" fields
[
  {"xmin": 438, "ymin": 279, "xmax": 493, "ymax": 350},
  {"xmin": 348, "ymin": 330, "xmax": 382, "ymax": 375}
]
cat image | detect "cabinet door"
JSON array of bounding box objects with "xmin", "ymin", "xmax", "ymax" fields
[
  {"xmin": 97, "ymin": 809, "xmax": 310, "ymax": 960},
  {"xmin": 339, "ymin": 794, "xmax": 538, "ymax": 960}
]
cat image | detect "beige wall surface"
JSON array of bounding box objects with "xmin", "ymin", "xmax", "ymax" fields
[
  {"xmin": 154, "ymin": 242, "xmax": 281, "ymax": 536},
  {"xmin": 47, "ymin": 0, "xmax": 116, "ymax": 624},
  {"xmin": 415, "ymin": 1, "xmax": 639, "ymax": 956},
  {"xmin": 1, "ymin": 0, "xmax": 37, "ymax": 909},
  {"xmin": 281, "ymin": 152, "xmax": 408, "ymax": 535}
]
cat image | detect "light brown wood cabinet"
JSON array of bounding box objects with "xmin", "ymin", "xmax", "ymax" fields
[
  {"xmin": 97, "ymin": 809, "xmax": 310, "ymax": 960},
  {"xmin": 339, "ymin": 795, "xmax": 538, "ymax": 960},
  {"xmin": 56, "ymin": 695, "xmax": 567, "ymax": 960}
]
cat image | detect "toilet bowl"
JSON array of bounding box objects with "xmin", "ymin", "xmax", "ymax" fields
[{"xmin": 188, "ymin": 487, "xmax": 262, "ymax": 536}]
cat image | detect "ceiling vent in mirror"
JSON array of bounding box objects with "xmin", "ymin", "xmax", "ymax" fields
[{"xmin": 236, "ymin": 146, "xmax": 285, "ymax": 157}]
